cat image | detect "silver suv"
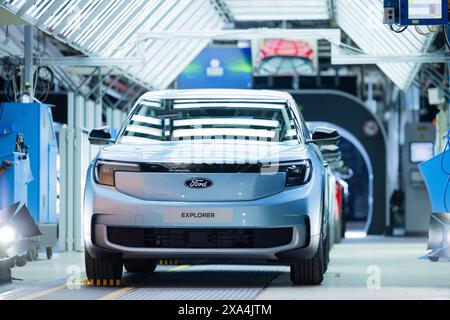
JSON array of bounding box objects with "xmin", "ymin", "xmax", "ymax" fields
[{"xmin": 84, "ymin": 89, "xmax": 339, "ymax": 285}]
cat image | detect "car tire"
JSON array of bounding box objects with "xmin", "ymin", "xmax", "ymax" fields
[
  {"xmin": 27, "ymin": 247, "xmax": 36, "ymax": 261},
  {"xmin": 290, "ymin": 235, "xmax": 325, "ymax": 285},
  {"xmin": 124, "ymin": 259, "xmax": 157, "ymax": 273},
  {"xmin": 85, "ymin": 250, "xmax": 123, "ymax": 282},
  {"xmin": 322, "ymin": 200, "xmax": 330, "ymax": 273},
  {"xmin": 46, "ymin": 247, "xmax": 53, "ymax": 260},
  {"xmin": 15, "ymin": 255, "xmax": 27, "ymax": 267}
]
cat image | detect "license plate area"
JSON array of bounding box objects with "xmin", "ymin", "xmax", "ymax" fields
[{"xmin": 163, "ymin": 207, "xmax": 233, "ymax": 224}]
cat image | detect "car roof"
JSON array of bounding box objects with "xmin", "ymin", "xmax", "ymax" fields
[{"xmin": 138, "ymin": 89, "xmax": 291, "ymax": 101}]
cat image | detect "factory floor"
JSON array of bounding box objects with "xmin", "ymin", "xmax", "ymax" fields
[{"xmin": 0, "ymin": 236, "xmax": 449, "ymax": 300}]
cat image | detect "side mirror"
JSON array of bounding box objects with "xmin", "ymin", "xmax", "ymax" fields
[
  {"xmin": 309, "ymin": 126, "xmax": 340, "ymax": 146},
  {"xmin": 335, "ymin": 166, "xmax": 354, "ymax": 179},
  {"xmin": 328, "ymin": 160, "xmax": 345, "ymax": 171},
  {"xmin": 322, "ymin": 149, "xmax": 342, "ymax": 162},
  {"xmin": 88, "ymin": 126, "xmax": 115, "ymax": 145}
]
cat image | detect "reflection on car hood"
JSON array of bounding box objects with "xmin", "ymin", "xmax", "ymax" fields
[{"xmin": 98, "ymin": 140, "xmax": 308, "ymax": 164}]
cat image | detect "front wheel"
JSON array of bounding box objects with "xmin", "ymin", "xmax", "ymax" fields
[
  {"xmin": 290, "ymin": 235, "xmax": 325, "ymax": 285},
  {"xmin": 15, "ymin": 255, "xmax": 27, "ymax": 267},
  {"xmin": 85, "ymin": 250, "xmax": 123, "ymax": 284},
  {"xmin": 46, "ymin": 247, "xmax": 53, "ymax": 260}
]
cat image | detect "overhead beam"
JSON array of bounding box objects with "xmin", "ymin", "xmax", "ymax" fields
[
  {"xmin": 137, "ymin": 28, "xmax": 341, "ymax": 41},
  {"xmin": 332, "ymin": 53, "xmax": 450, "ymax": 64},
  {"xmin": 38, "ymin": 57, "xmax": 144, "ymax": 67},
  {"xmin": 62, "ymin": 66, "xmax": 121, "ymax": 75},
  {"xmin": 0, "ymin": 7, "xmax": 29, "ymax": 24}
]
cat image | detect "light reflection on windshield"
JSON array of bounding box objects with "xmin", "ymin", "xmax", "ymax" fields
[{"xmin": 119, "ymin": 99, "xmax": 298, "ymax": 143}]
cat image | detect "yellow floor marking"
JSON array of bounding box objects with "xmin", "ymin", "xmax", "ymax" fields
[
  {"xmin": 17, "ymin": 284, "xmax": 66, "ymax": 300},
  {"xmin": 170, "ymin": 264, "xmax": 190, "ymax": 272},
  {"xmin": 97, "ymin": 264, "xmax": 190, "ymax": 300},
  {"xmin": 97, "ymin": 286, "xmax": 135, "ymax": 300}
]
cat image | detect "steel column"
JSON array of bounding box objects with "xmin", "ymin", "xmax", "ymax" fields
[
  {"xmin": 66, "ymin": 92, "xmax": 75, "ymax": 252},
  {"xmin": 73, "ymin": 95, "xmax": 84, "ymax": 252},
  {"xmin": 23, "ymin": 25, "xmax": 33, "ymax": 101}
]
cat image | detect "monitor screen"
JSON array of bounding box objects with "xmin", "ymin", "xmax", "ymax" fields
[
  {"xmin": 410, "ymin": 142, "xmax": 434, "ymax": 163},
  {"xmin": 408, "ymin": 0, "xmax": 443, "ymax": 20}
]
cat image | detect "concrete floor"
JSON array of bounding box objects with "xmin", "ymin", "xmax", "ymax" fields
[{"xmin": 0, "ymin": 236, "xmax": 449, "ymax": 300}]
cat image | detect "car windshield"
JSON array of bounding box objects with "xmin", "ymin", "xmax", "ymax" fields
[{"xmin": 118, "ymin": 98, "xmax": 300, "ymax": 144}]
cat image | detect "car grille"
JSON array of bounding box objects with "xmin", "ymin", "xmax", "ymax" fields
[{"xmin": 107, "ymin": 227, "xmax": 293, "ymax": 249}]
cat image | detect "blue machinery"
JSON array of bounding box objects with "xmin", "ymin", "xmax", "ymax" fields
[
  {"xmin": 0, "ymin": 102, "xmax": 58, "ymax": 259},
  {"xmin": 420, "ymin": 130, "xmax": 450, "ymax": 260},
  {"xmin": 0, "ymin": 150, "xmax": 31, "ymax": 280}
]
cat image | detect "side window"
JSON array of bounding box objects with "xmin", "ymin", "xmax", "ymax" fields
[
  {"xmin": 288, "ymin": 99, "xmax": 310, "ymax": 140},
  {"xmin": 299, "ymin": 112, "xmax": 311, "ymax": 140}
]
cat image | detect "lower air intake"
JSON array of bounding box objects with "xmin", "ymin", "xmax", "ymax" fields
[{"xmin": 107, "ymin": 227, "xmax": 293, "ymax": 249}]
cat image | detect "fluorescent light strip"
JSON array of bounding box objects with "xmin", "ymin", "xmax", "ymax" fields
[
  {"xmin": 172, "ymin": 128, "xmax": 276, "ymax": 139},
  {"xmin": 173, "ymin": 103, "xmax": 285, "ymax": 110},
  {"xmin": 344, "ymin": 231, "xmax": 367, "ymax": 239},
  {"xmin": 140, "ymin": 100, "xmax": 163, "ymax": 108},
  {"xmin": 120, "ymin": 136, "xmax": 161, "ymax": 144},
  {"xmin": 131, "ymin": 115, "xmax": 162, "ymax": 126},
  {"xmin": 173, "ymin": 118, "xmax": 280, "ymax": 128},
  {"xmin": 284, "ymin": 129, "xmax": 297, "ymax": 137},
  {"xmin": 173, "ymin": 99, "xmax": 285, "ymax": 104},
  {"xmin": 125, "ymin": 125, "xmax": 163, "ymax": 137}
]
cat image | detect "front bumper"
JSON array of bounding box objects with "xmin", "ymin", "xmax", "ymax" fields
[
  {"xmin": 84, "ymin": 164, "xmax": 323, "ymax": 262},
  {"xmin": 87, "ymin": 223, "xmax": 319, "ymax": 262}
]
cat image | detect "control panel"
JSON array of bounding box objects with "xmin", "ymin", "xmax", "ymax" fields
[
  {"xmin": 384, "ymin": 0, "xmax": 400, "ymax": 24},
  {"xmin": 384, "ymin": 0, "xmax": 448, "ymax": 26}
]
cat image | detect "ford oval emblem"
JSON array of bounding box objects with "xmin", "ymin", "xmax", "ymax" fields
[{"xmin": 184, "ymin": 178, "xmax": 214, "ymax": 189}]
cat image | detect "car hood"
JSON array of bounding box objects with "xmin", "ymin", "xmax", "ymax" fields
[{"xmin": 98, "ymin": 139, "xmax": 309, "ymax": 164}]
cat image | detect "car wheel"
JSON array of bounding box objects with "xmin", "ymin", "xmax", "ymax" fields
[
  {"xmin": 33, "ymin": 247, "xmax": 39, "ymax": 260},
  {"xmin": 46, "ymin": 247, "xmax": 53, "ymax": 260},
  {"xmin": 124, "ymin": 259, "xmax": 157, "ymax": 273},
  {"xmin": 322, "ymin": 203, "xmax": 330, "ymax": 273},
  {"xmin": 290, "ymin": 234, "xmax": 325, "ymax": 285},
  {"xmin": 428, "ymin": 256, "xmax": 439, "ymax": 262},
  {"xmin": 15, "ymin": 255, "xmax": 27, "ymax": 267},
  {"xmin": 85, "ymin": 250, "xmax": 123, "ymax": 283},
  {"xmin": 27, "ymin": 248, "xmax": 36, "ymax": 261}
]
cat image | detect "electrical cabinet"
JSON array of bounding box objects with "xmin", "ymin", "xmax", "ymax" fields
[{"xmin": 403, "ymin": 123, "xmax": 436, "ymax": 235}]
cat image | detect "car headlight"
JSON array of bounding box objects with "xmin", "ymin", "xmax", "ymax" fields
[
  {"xmin": 0, "ymin": 224, "xmax": 18, "ymax": 246},
  {"xmin": 281, "ymin": 160, "xmax": 312, "ymax": 187},
  {"xmin": 94, "ymin": 160, "xmax": 141, "ymax": 186}
]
